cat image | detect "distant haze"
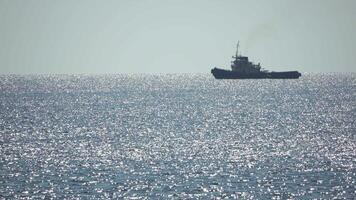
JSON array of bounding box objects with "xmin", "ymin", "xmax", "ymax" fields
[{"xmin": 0, "ymin": 0, "xmax": 355, "ymax": 74}]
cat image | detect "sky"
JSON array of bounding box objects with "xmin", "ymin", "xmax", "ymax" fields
[{"xmin": 0, "ymin": 0, "xmax": 355, "ymax": 74}]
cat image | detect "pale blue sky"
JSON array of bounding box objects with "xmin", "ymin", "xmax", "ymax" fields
[{"xmin": 0, "ymin": 0, "xmax": 355, "ymax": 74}]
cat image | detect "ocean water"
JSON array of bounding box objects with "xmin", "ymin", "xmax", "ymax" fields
[{"xmin": 0, "ymin": 73, "xmax": 355, "ymax": 199}]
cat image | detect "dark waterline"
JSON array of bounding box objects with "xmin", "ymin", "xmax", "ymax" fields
[{"xmin": 1, "ymin": 73, "xmax": 355, "ymax": 199}]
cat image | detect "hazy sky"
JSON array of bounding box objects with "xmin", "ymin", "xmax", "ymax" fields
[{"xmin": 0, "ymin": 0, "xmax": 355, "ymax": 74}]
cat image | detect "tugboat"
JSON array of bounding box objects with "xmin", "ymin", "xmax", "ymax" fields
[{"xmin": 211, "ymin": 42, "xmax": 301, "ymax": 79}]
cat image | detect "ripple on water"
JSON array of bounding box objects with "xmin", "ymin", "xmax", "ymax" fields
[{"xmin": 0, "ymin": 73, "xmax": 355, "ymax": 199}]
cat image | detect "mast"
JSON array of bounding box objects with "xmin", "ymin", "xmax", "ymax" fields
[{"xmin": 235, "ymin": 41, "xmax": 240, "ymax": 57}]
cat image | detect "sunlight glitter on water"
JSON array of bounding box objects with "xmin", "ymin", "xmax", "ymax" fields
[{"xmin": 0, "ymin": 73, "xmax": 355, "ymax": 199}]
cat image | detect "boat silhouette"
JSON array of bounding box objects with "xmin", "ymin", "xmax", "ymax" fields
[{"xmin": 211, "ymin": 41, "xmax": 301, "ymax": 79}]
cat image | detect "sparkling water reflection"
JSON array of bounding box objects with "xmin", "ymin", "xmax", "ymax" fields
[{"xmin": 1, "ymin": 73, "xmax": 355, "ymax": 199}]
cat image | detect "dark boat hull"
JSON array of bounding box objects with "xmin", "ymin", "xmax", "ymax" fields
[{"xmin": 211, "ymin": 68, "xmax": 301, "ymax": 79}]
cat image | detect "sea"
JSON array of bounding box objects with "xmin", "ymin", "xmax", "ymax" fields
[{"xmin": 0, "ymin": 73, "xmax": 355, "ymax": 199}]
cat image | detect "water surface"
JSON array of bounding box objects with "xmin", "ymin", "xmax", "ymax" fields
[{"xmin": 1, "ymin": 73, "xmax": 355, "ymax": 199}]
